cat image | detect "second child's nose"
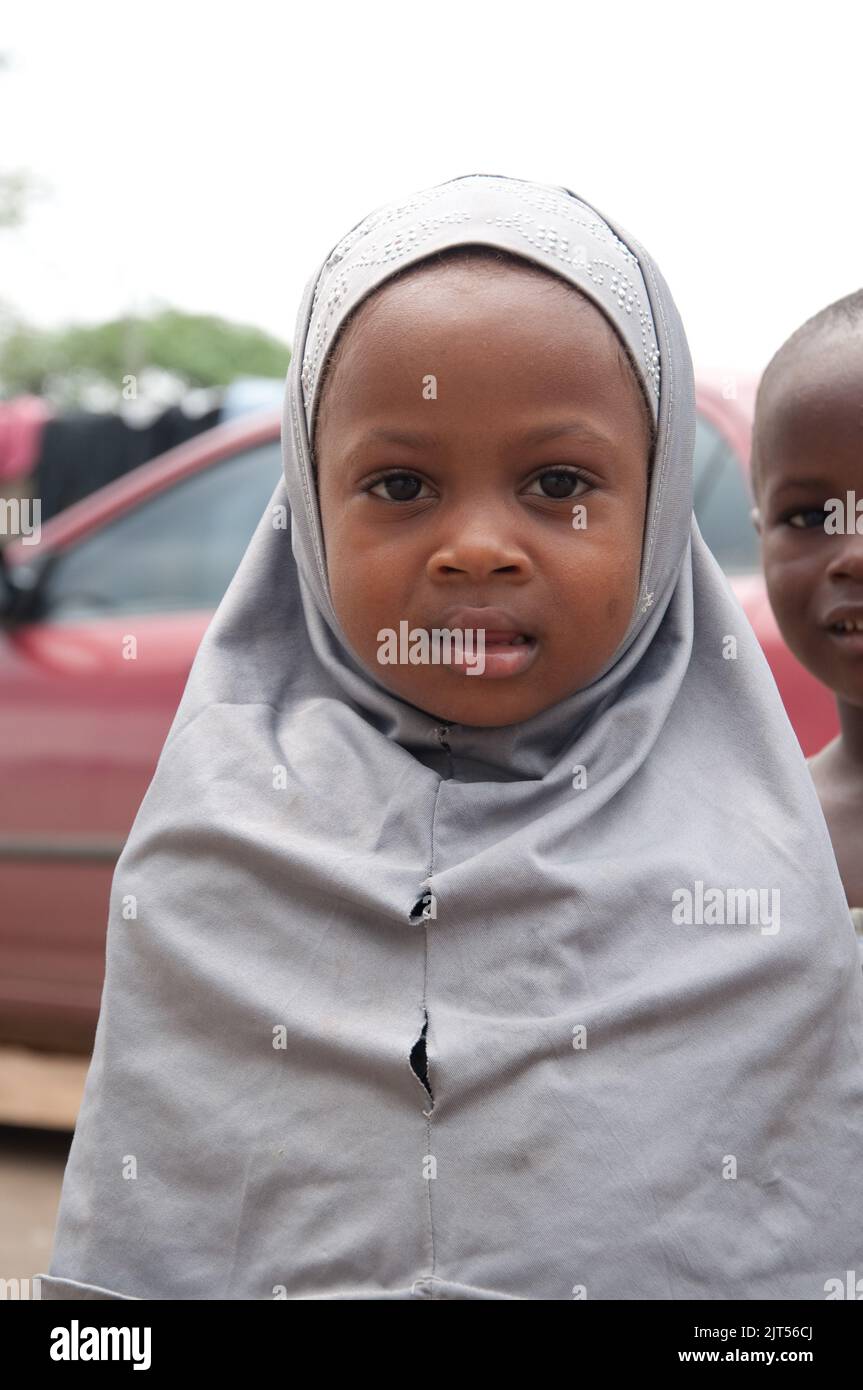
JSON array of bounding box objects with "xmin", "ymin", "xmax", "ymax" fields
[{"xmin": 826, "ymin": 529, "xmax": 863, "ymax": 581}]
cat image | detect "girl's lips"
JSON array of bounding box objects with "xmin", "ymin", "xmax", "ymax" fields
[{"xmin": 451, "ymin": 634, "xmax": 539, "ymax": 679}]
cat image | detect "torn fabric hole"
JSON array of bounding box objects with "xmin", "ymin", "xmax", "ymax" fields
[
  {"xmin": 408, "ymin": 889, "xmax": 436, "ymax": 922},
  {"xmin": 410, "ymin": 1008, "xmax": 433, "ymax": 1108}
]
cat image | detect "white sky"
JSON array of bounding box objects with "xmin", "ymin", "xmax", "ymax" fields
[{"xmin": 3, "ymin": 0, "xmax": 861, "ymax": 377}]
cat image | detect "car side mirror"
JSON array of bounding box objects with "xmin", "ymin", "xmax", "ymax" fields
[
  {"xmin": 0, "ymin": 549, "xmax": 14, "ymax": 620},
  {"xmin": 0, "ymin": 547, "xmax": 47, "ymax": 624}
]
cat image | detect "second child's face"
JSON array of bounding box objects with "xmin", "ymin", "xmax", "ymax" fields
[
  {"xmin": 754, "ymin": 337, "xmax": 863, "ymax": 708},
  {"xmin": 314, "ymin": 264, "xmax": 652, "ymax": 727}
]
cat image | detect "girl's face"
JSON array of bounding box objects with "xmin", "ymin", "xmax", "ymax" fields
[
  {"xmin": 753, "ymin": 337, "xmax": 863, "ymax": 709},
  {"xmin": 315, "ymin": 263, "xmax": 652, "ymax": 727}
]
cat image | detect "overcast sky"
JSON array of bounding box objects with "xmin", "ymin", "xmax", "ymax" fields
[{"xmin": 4, "ymin": 1, "xmax": 861, "ymax": 379}]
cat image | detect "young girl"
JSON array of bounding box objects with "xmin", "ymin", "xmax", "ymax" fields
[
  {"xmin": 750, "ymin": 294, "xmax": 863, "ymax": 948},
  {"xmin": 38, "ymin": 174, "xmax": 863, "ymax": 1301}
]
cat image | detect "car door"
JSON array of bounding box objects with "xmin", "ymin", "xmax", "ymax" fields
[{"xmin": 0, "ymin": 437, "xmax": 283, "ymax": 1049}]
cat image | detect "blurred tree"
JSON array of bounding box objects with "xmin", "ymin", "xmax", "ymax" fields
[
  {"xmin": 0, "ymin": 168, "xmax": 38, "ymax": 229},
  {"xmin": 0, "ymin": 309, "xmax": 291, "ymax": 404},
  {"xmin": 0, "ymin": 51, "xmax": 45, "ymax": 229},
  {"xmin": 0, "ymin": 52, "xmax": 290, "ymax": 408}
]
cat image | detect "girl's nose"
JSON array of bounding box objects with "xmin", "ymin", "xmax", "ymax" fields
[{"xmin": 427, "ymin": 520, "xmax": 533, "ymax": 583}]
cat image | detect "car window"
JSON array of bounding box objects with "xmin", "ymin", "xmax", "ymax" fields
[
  {"xmin": 38, "ymin": 441, "xmax": 283, "ymax": 622},
  {"xmin": 693, "ymin": 414, "xmax": 760, "ymax": 575}
]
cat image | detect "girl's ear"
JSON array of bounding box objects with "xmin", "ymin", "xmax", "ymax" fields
[{"xmin": 750, "ymin": 505, "xmax": 762, "ymax": 534}]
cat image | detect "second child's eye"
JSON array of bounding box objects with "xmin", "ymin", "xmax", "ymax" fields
[
  {"xmin": 786, "ymin": 508, "xmax": 829, "ymax": 529},
  {"xmin": 366, "ymin": 471, "xmax": 433, "ymax": 502},
  {"xmin": 524, "ymin": 468, "xmax": 589, "ymax": 500}
]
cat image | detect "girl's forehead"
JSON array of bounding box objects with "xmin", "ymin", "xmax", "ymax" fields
[
  {"xmin": 334, "ymin": 260, "xmax": 621, "ymax": 359},
  {"xmin": 300, "ymin": 175, "xmax": 661, "ymax": 445},
  {"xmin": 313, "ymin": 259, "xmax": 655, "ymax": 464}
]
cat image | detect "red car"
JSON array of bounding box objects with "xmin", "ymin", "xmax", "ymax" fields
[{"xmin": 0, "ymin": 388, "xmax": 839, "ymax": 1053}]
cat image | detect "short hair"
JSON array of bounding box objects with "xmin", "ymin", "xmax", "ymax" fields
[
  {"xmin": 311, "ymin": 243, "xmax": 657, "ymax": 476},
  {"xmin": 751, "ymin": 287, "xmax": 863, "ymax": 499}
]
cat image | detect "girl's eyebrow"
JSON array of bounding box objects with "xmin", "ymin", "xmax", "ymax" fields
[
  {"xmin": 511, "ymin": 421, "xmax": 617, "ymax": 450},
  {"xmin": 347, "ymin": 421, "xmax": 616, "ymax": 455}
]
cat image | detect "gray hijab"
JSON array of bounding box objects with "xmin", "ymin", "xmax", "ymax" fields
[{"xmin": 39, "ymin": 174, "xmax": 863, "ymax": 1300}]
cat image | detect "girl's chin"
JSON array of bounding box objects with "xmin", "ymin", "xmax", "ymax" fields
[{"xmin": 403, "ymin": 684, "xmax": 569, "ymax": 730}]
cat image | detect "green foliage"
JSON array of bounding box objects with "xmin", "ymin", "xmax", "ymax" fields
[
  {"xmin": 0, "ymin": 170, "xmax": 36, "ymax": 229},
  {"xmin": 0, "ymin": 308, "xmax": 291, "ymax": 400}
]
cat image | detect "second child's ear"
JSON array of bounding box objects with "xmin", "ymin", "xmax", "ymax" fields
[{"xmin": 750, "ymin": 505, "xmax": 762, "ymax": 535}]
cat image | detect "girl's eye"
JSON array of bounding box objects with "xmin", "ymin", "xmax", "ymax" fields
[
  {"xmin": 366, "ymin": 471, "xmax": 433, "ymax": 502},
  {"xmin": 365, "ymin": 466, "xmax": 589, "ymax": 503},
  {"xmin": 786, "ymin": 508, "xmax": 828, "ymax": 529},
  {"xmin": 524, "ymin": 468, "xmax": 589, "ymax": 500}
]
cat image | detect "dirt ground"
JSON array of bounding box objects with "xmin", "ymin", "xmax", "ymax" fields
[{"xmin": 0, "ymin": 1046, "xmax": 89, "ymax": 1283}]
